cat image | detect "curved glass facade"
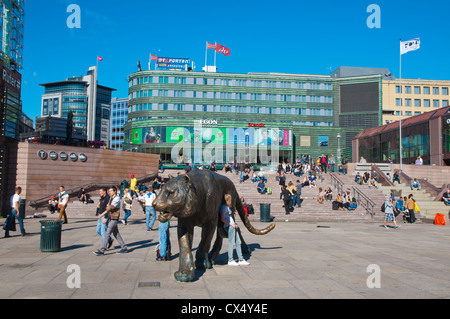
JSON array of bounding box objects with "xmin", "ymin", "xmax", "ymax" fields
[{"xmin": 125, "ymin": 70, "xmax": 378, "ymax": 166}]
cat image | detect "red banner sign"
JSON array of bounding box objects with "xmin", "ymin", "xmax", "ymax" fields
[{"xmin": 215, "ymin": 43, "xmax": 230, "ymax": 56}]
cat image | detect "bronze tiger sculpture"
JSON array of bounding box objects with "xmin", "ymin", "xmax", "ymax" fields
[{"xmin": 152, "ymin": 169, "xmax": 275, "ymax": 282}]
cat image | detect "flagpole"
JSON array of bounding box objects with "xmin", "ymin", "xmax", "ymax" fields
[
  {"xmin": 205, "ymin": 42, "xmax": 208, "ymax": 69},
  {"xmin": 399, "ymin": 38, "xmax": 403, "ymax": 172},
  {"xmin": 214, "ymin": 42, "xmax": 217, "ymax": 68}
]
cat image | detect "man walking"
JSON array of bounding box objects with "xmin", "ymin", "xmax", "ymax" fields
[
  {"xmin": 96, "ymin": 187, "xmax": 112, "ymax": 248},
  {"xmin": 4, "ymin": 187, "xmax": 28, "ymax": 238},
  {"xmin": 57, "ymin": 186, "xmax": 69, "ymax": 224},
  {"xmin": 145, "ymin": 186, "xmax": 157, "ymax": 231},
  {"xmin": 94, "ymin": 187, "xmax": 127, "ymax": 255},
  {"xmin": 383, "ymin": 196, "xmax": 400, "ymax": 229},
  {"xmin": 238, "ymin": 161, "xmax": 245, "ymax": 183},
  {"xmin": 405, "ymin": 194, "xmax": 416, "ymax": 223}
]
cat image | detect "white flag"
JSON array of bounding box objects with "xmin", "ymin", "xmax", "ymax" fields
[{"xmin": 400, "ymin": 38, "xmax": 420, "ymax": 55}]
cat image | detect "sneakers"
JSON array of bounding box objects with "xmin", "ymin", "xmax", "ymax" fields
[
  {"xmin": 116, "ymin": 248, "xmax": 128, "ymax": 254},
  {"xmin": 107, "ymin": 239, "xmax": 114, "ymax": 250},
  {"xmin": 93, "ymin": 250, "xmax": 104, "ymax": 256},
  {"xmin": 238, "ymin": 260, "xmax": 250, "ymax": 266},
  {"xmin": 228, "ymin": 259, "xmax": 250, "ymax": 266}
]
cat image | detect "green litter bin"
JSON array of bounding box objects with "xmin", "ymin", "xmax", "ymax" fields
[
  {"xmin": 260, "ymin": 203, "xmax": 271, "ymax": 222},
  {"xmin": 40, "ymin": 220, "xmax": 63, "ymax": 252}
]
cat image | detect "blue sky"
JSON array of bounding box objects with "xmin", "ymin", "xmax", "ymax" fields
[{"xmin": 21, "ymin": 0, "xmax": 450, "ymax": 120}]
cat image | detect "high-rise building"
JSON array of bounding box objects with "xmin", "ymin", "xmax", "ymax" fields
[
  {"xmin": 109, "ymin": 97, "xmax": 128, "ymax": 150},
  {"xmin": 39, "ymin": 66, "xmax": 116, "ymax": 143},
  {"xmin": 0, "ymin": 0, "xmax": 25, "ymax": 217},
  {"xmin": 0, "ymin": 0, "xmax": 24, "ymax": 71}
]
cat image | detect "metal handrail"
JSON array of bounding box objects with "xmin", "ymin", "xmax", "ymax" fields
[
  {"xmin": 351, "ymin": 186, "xmax": 376, "ymax": 218},
  {"xmin": 329, "ymin": 173, "xmax": 345, "ymax": 195},
  {"xmin": 28, "ymin": 172, "xmax": 158, "ymax": 209}
]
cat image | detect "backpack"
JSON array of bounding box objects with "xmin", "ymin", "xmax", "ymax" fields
[
  {"xmin": 267, "ymin": 187, "xmax": 272, "ymax": 195},
  {"xmin": 381, "ymin": 202, "xmax": 385, "ymax": 212}
]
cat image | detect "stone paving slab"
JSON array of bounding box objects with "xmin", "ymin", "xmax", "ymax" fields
[{"xmin": 0, "ymin": 217, "xmax": 450, "ymax": 302}]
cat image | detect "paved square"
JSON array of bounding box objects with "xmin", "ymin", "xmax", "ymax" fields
[{"xmin": 0, "ymin": 217, "xmax": 449, "ymax": 299}]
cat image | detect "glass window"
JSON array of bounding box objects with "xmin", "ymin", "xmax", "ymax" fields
[
  {"xmin": 405, "ymin": 86, "xmax": 411, "ymax": 94},
  {"xmin": 414, "ymin": 99, "xmax": 421, "ymax": 107},
  {"xmin": 423, "ymin": 87, "xmax": 430, "ymax": 94},
  {"xmin": 424, "ymin": 99, "xmax": 430, "ymax": 107},
  {"xmin": 414, "ymin": 86, "xmax": 421, "ymax": 94},
  {"xmin": 443, "ymin": 87, "xmax": 449, "ymax": 95},
  {"xmin": 396, "ymin": 86, "xmax": 402, "ymax": 93},
  {"xmin": 433, "ymin": 87, "xmax": 440, "ymax": 95},
  {"xmin": 433, "ymin": 100, "xmax": 440, "ymax": 108},
  {"xmin": 318, "ymin": 136, "xmax": 329, "ymax": 147}
]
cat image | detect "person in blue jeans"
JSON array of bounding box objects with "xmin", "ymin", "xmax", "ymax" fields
[
  {"xmin": 4, "ymin": 187, "xmax": 28, "ymax": 238},
  {"xmin": 145, "ymin": 187, "xmax": 157, "ymax": 231},
  {"xmin": 96, "ymin": 187, "xmax": 112, "ymax": 248},
  {"xmin": 295, "ymin": 180, "xmax": 303, "ymax": 208},
  {"xmin": 220, "ymin": 194, "xmax": 249, "ymax": 266},
  {"xmin": 156, "ymin": 216, "xmax": 171, "ymax": 261},
  {"xmin": 121, "ymin": 188, "xmax": 132, "ymax": 225},
  {"xmin": 410, "ymin": 178, "xmax": 421, "ymax": 190}
]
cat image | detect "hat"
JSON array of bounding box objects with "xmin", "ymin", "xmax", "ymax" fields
[
  {"xmin": 131, "ymin": 174, "xmax": 135, "ymax": 178},
  {"xmin": 50, "ymin": 196, "xmax": 55, "ymax": 199},
  {"xmin": 390, "ymin": 196, "xmax": 395, "ymax": 200}
]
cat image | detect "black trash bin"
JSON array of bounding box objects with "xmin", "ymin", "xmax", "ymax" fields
[
  {"xmin": 260, "ymin": 203, "xmax": 271, "ymax": 222},
  {"xmin": 40, "ymin": 220, "xmax": 63, "ymax": 252}
]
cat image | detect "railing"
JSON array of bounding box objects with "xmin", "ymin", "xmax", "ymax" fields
[
  {"xmin": 330, "ymin": 172, "xmax": 377, "ymax": 218},
  {"xmin": 28, "ymin": 172, "xmax": 158, "ymax": 209},
  {"xmin": 371, "ymin": 164, "xmax": 394, "ymax": 187},
  {"xmin": 399, "ymin": 171, "xmax": 441, "ymax": 199},
  {"xmin": 329, "ymin": 173, "xmax": 345, "ymax": 195},
  {"xmin": 351, "ymin": 186, "xmax": 377, "ymax": 219}
]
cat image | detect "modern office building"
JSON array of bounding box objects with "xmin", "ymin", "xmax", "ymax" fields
[
  {"xmin": 124, "ymin": 68, "xmax": 383, "ymax": 165},
  {"xmin": 382, "ymin": 78, "xmax": 450, "ymax": 124},
  {"xmin": 353, "ymin": 105, "xmax": 450, "ymax": 166},
  {"xmin": 40, "ymin": 66, "xmax": 116, "ymax": 143},
  {"xmin": 331, "ymin": 66, "xmax": 450, "ymax": 125},
  {"xmin": 109, "ymin": 97, "xmax": 129, "ymax": 150}
]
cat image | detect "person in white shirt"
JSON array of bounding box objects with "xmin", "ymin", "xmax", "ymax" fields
[
  {"xmin": 220, "ymin": 194, "xmax": 249, "ymax": 266},
  {"xmin": 4, "ymin": 186, "xmax": 28, "ymax": 237},
  {"xmin": 57, "ymin": 186, "xmax": 69, "ymax": 224},
  {"xmin": 145, "ymin": 186, "xmax": 157, "ymax": 231},
  {"xmin": 94, "ymin": 186, "xmax": 127, "ymax": 255}
]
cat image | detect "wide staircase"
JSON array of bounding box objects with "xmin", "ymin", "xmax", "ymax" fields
[
  {"xmin": 31, "ymin": 168, "xmax": 436, "ymax": 224},
  {"xmin": 377, "ymin": 183, "xmax": 449, "ymax": 222},
  {"xmin": 158, "ymin": 169, "xmax": 376, "ymax": 223},
  {"xmin": 329, "ymin": 172, "xmax": 389, "ymax": 222}
]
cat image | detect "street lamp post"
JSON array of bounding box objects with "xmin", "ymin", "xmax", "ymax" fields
[{"xmin": 337, "ymin": 133, "xmax": 341, "ymax": 161}]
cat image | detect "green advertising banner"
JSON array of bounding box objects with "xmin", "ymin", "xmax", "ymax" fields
[
  {"xmin": 166, "ymin": 127, "xmax": 185, "ymax": 143},
  {"xmin": 131, "ymin": 128, "xmax": 142, "ymax": 144}
]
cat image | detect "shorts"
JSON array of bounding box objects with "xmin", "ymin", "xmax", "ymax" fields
[{"xmin": 384, "ymin": 213, "xmax": 395, "ymax": 221}]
